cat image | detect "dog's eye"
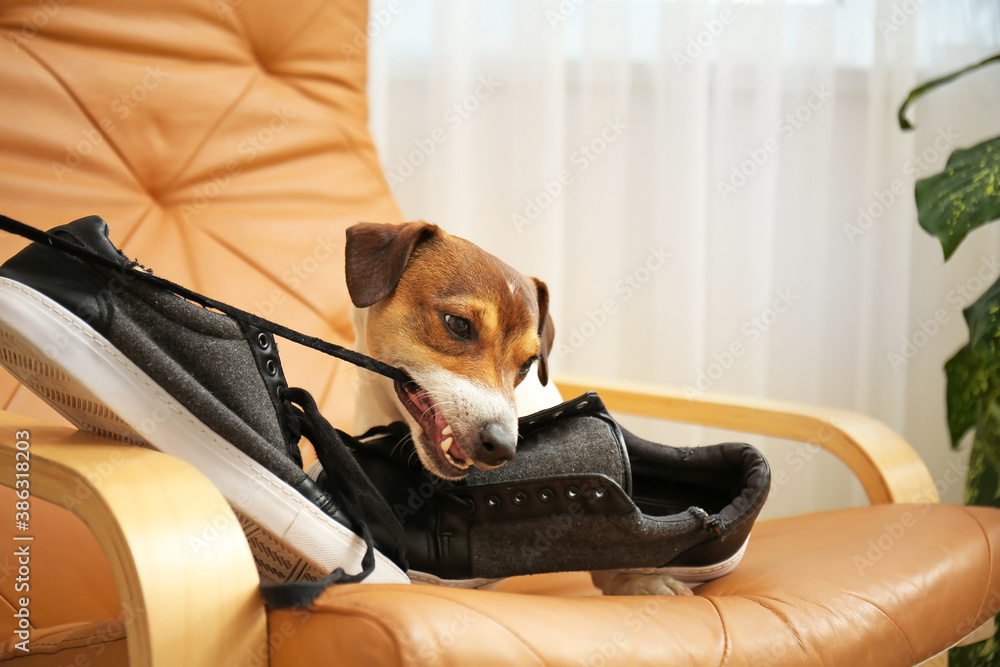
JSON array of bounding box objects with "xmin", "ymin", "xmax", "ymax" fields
[
  {"xmin": 518, "ymin": 356, "xmax": 538, "ymax": 378},
  {"xmin": 443, "ymin": 314, "xmax": 473, "ymax": 339}
]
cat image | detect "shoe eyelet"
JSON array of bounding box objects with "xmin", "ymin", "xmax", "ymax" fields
[
  {"xmin": 511, "ymin": 491, "xmax": 527, "ymax": 506},
  {"xmin": 485, "ymin": 495, "xmax": 501, "ymax": 510},
  {"xmin": 265, "ymin": 359, "xmax": 278, "ymax": 376},
  {"xmin": 459, "ymin": 496, "xmax": 475, "ymax": 513},
  {"xmin": 566, "ymin": 486, "xmax": 580, "ymax": 500},
  {"xmin": 593, "ymin": 488, "xmax": 607, "ymax": 501},
  {"xmin": 257, "ymin": 332, "xmax": 270, "ymax": 350},
  {"xmin": 538, "ymin": 488, "xmax": 554, "ymax": 503}
]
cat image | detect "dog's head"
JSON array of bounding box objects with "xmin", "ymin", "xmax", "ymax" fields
[{"xmin": 346, "ymin": 221, "xmax": 554, "ymax": 480}]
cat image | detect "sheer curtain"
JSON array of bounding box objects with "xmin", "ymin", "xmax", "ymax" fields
[{"xmin": 366, "ymin": 0, "xmax": 1000, "ymax": 518}]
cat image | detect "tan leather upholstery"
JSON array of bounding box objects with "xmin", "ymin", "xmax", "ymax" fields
[
  {"xmin": 0, "ymin": 0, "xmax": 401, "ymax": 431},
  {"xmin": 272, "ymin": 505, "xmax": 1000, "ymax": 666},
  {"xmin": 0, "ymin": 0, "xmax": 998, "ymax": 665}
]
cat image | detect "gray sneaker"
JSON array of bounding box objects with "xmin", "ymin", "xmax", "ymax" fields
[
  {"xmin": 338, "ymin": 393, "xmax": 771, "ymax": 586},
  {"xmin": 0, "ymin": 214, "xmax": 411, "ymax": 606}
]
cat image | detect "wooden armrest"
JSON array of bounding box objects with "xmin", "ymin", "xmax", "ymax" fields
[
  {"xmin": 555, "ymin": 375, "xmax": 938, "ymax": 506},
  {"xmin": 0, "ymin": 413, "xmax": 266, "ymax": 666}
]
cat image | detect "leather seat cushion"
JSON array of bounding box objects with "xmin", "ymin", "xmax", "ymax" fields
[
  {"xmin": 0, "ymin": 0, "xmax": 403, "ymax": 431},
  {"xmin": 267, "ymin": 503, "xmax": 1000, "ymax": 666}
]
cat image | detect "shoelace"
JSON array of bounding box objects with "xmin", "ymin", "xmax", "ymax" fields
[
  {"xmin": 259, "ymin": 388, "xmax": 410, "ymax": 607},
  {"xmin": 0, "ymin": 214, "xmax": 409, "ymax": 608}
]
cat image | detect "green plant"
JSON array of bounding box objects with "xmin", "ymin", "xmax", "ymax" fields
[{"xmin": 898, "ymin": 52, "xmax": 1000, "ymax": 666}]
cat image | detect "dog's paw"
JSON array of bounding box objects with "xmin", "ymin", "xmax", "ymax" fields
[{"xmin": 592, "ymin": 571, "xmax": 694, "ymax": 596}]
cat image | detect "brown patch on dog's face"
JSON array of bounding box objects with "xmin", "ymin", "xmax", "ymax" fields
[
  {"xmin": 357, "ymin": 228, "xmax": 545, "ymax": 378},
  {"xmin": 346, "ymin": 223, "xmax": 552, "ymax": 480}
]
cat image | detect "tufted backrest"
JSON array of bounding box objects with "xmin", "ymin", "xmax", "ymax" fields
[{"xmin": 0, "ymin": 0, "xmax": 399, "ymax": 428}]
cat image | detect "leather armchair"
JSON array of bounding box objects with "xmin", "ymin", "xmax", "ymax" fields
[{"xmin": 0, "ymin": 1, "xmax": 997, "ymax": 665}]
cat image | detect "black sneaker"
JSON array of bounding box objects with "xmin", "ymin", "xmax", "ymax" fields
[
  {"xmin": 0, "ymin": 215, "xmax": 412, "ymax": 605},
  {"xmin": 329, "ymin": 393, "xmax": 771, "ymax": 587}
]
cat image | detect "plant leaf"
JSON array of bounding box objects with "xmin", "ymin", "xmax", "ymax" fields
[
  {"xmin": 949, "ymin": 621, "xmax": 999, "ymax": 667},
  {"xmin": 946, "ymin": 347, "xmax": 991, "ymax": 447},
  {"xmin": 898, "ymin": 53, "xmax": 1000, "ymax": 131},
  {"xmin": 914, "ymin": 135, "xmax": 1000, "ymax": 260},
  {"xmin": 945, "ymin": 273, "xmax": 1000, "ymax": 447},
  {"xmin": 965, "ymin": 403, "xmax": 1000, "ymax": 507}
]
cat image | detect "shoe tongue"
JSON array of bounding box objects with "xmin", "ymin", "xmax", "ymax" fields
[{"xmin": 464, "ymin": 393, "xmax": 631, "ymax": 494}]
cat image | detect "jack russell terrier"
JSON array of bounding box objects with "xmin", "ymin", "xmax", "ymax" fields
[
  {"xmin": 347, "ymin": 221, "xmax": 560, "ymax": 479},
  {"xmin": 345, "ymin": 221, "xmax": 691, "ymax": 596}
]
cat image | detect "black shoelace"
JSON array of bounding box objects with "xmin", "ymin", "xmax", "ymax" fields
[{"xmin": 0, "ymin": 214, "xmax": 409, "ymax": 608}]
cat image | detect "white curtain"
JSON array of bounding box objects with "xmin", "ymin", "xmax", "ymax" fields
[{"xmin": 367, "ymin": 0, "xmax": 1000, "ymax": 519}]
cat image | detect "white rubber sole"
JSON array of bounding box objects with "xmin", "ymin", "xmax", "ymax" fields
[
  {"xmin": 0, "ymin": 278, "xmax": 409, "ymax": 586},
  {"xmin": 609, "ymin": 534, "xmax": 750, "ymax": 583},
  {"xmin": 405, "ymin": 536, "xmax": 748, "ymax": 589}
]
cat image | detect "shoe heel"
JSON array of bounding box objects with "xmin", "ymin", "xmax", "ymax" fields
[{"xmin": 0, "ymin": 325, "xmax": 148, "ymax": 446}]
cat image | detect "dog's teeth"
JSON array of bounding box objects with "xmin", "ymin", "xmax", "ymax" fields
[
  {"xmin": 441, "ymin": 437, "xmax": 454, "ymax": 453},
  {"xmin": 442, "ymin": 425, "xmax": 453, "ymax": 436}
]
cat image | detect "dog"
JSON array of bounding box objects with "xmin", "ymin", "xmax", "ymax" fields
[
  {"xmin": 346, "ymin": 221, "xmax": 691, "ymax": 596},
  {"xmin": 346, "ymin": 221, "xmax": 560, "ymax": 479}
]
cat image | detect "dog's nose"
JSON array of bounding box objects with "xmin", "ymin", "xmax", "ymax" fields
[{"xmin": 477, "ymin": 422, "xmax": 516, "ymax": 466}]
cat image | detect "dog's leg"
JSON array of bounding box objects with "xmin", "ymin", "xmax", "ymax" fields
[{"xmin": 592, "ymin": 570, "xmax": 694, "ymax": 596}]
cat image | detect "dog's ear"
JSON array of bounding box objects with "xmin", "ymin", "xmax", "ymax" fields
[
  {"xmin": 345, "ymin": 222, "xmax": 440, "ymax": 308},
  {"xmin": 532, "ymin": 277, "xmax": 555, "ymax": 386}
]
